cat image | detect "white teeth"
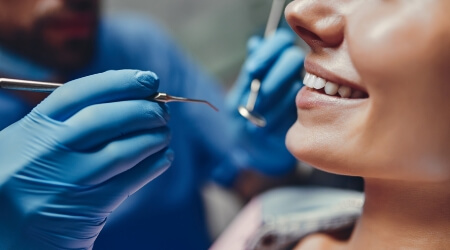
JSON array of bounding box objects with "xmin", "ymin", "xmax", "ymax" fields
[
  {"xmin": 338, "ymin": 85, "xmax": 352, "ymax": 98},
  {"xmin": 303, "ymin": 72, "xmax": 322, "ymax": 89},
  {"xmin": 309, "ymin": 74, "xmax": 318, "ymax": 88},
  {"xmin": 314, "ymin": 77, "xmax": 326, "ymax": 89},
  {"xmin": 324, "ymin": 81, "xmax": 339, "ymax": 95},
  {"xmin": 303, "ymin": 73, "xmax": 310, "ymax": 88},
  {"xmin": 304, "ymin": 73, "xmax": 311, "ymax": 87},
  {"xmin": 302, "ymin": 72, "xmax": 365, "ymax": 98}
]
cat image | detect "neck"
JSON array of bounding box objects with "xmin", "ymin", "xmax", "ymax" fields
[{"xmin": 347, "ymin": 178, "xmax": 450, "ymax": 249}]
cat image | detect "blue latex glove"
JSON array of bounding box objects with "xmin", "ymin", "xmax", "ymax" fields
[
  {"xmin": 218, "ymin": 29, "xmax": 305, "ymax": 182},
  {"xmin": 0, "ymin": 70, "xmax": 173, "ymax": 249}
]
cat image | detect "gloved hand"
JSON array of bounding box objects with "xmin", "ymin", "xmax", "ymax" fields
[
  {"xmin": 217, "ymin": 29, "xmax": 305, "ymax": 183},
  {"xmin": 0, "ymin": 70, "xmax": 173, "ymax": 250}
]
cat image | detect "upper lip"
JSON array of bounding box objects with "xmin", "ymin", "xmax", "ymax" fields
[{"xmin": 304, "ymin": 59, "xmax": 367, "ymax": 94}]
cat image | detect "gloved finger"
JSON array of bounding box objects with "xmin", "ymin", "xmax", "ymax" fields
[
  {"xmin": 61, "ymin": 100, "xmax": 169, "ymax": 150},
  {"xmin": 76, "ymin": 127, "xmax": 171, "ymax": 185},
  {"xmin": 243, "ymin": 28, "xmax": 296, "ymax": 79},
  {"xmin": 226, "ymin": 36, "xmax": 263, "ymax": 108},
  {"xmin": 227, "ymin": 30, "xmax": 296, "ymax": 110},
  {"xmin": 255, "ymin": 46, "xmax": 305, "ymax": 114},
  {"xmin": 36, "ymin": 70, "xmax": 159, "ymax": 121},
  {"xmin": 102, "ymin": 148, "xmax": 173, "ymax": 202},
  {"xmin": 247, "ymin": 36, "xmax": 263, "ymax": 55}
]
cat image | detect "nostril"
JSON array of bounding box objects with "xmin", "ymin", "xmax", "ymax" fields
[
  {"xmin": 295, "ymin": 26, "xmax": 322, "ymax": 42},
  {"xmin": 294, "ymin": 26, "xmax": 326, "ymax": 49},
  {"xmin": 294, "ymin": 20, "xmax": 344, "ymax": 49}
]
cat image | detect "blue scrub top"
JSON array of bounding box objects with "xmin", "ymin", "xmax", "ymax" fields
[{"xmin": 0, "ymin": 14, "xmax": 234, "ymax": 250}]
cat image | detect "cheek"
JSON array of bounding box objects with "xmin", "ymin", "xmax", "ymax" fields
[
  {"xmin": 0, "ymin": 1, "xmax": 41, "ymax": 33},
  {"xmin": 346, "ymin": 4, "xmax": 440, "ymax": 141},
  {"xmin": 2, "ymin": 0, "xmax": 64, "ymax": 32},
  {"xmin": 344, "ymin": 5, "xmax": 450, "ymax": 181},
  {"xmin": 348, "ymin": 7, "xmax": 426, "ymax": 83}
]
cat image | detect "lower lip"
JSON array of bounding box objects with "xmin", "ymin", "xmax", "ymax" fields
[{"xmin": 296, "ymin": 87, "xmax": 366, "ymax": 109}]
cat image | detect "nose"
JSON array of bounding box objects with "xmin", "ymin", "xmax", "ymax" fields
[{"xmin": 285, "ymin": 0, "xmax": 345, "ymax": 50}]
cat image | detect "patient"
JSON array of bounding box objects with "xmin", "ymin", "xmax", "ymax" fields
[{"xmin": 213, "ymin": 0, "xmax": 450, "ymax": 249}]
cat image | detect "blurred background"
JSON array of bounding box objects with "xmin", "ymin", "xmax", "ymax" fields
[
  {"xmin": 104, "ymin": 0, "xmax": 277, "ymax": 88},
  {"xmin": 103, "ymin": 0, "xmax": 290, "ymax": 237}
]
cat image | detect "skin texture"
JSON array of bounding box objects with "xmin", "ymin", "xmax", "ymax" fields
[
  {"xmin": 0, "ymin": 0, "xmax": 100, "ymax": 72},
  {"xmin": 285, "ymin": 0, "xmax": 450, "ymax": 249}
]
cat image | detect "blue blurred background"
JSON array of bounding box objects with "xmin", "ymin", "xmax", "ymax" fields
[{"xmin": 104, "ymin": 0, "xmax": 275, "ymax": 87}]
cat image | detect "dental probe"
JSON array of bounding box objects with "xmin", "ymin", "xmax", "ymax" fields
[
  {"xmin": 238, "ymin": 0, "xmax": 286, "ymax": 127},
  {"xmin": 0, "ymin": 77, "xmax": 219, "ymax": 112}
]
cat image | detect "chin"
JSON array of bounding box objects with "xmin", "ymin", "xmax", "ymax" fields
[
  {"xmin": 288, "ymin": 122, "xmax": 450, "ymax": 183},
  {"xmin": 286, "ymin": 122, "xmax": 363, "ymax": 178}
]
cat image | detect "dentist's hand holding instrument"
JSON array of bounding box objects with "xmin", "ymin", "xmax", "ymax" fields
[{"xmin": 0, "ymin": 70, "xmax": 173, "ymax": 249}]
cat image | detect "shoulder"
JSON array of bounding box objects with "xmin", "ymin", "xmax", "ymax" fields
[{"xmin": 84, "ymin": 14, "xmax": 187, "ymax": 79}]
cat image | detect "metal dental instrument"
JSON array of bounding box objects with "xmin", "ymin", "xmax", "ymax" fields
[
  {"xmin": 149, "ymin": 92, "xmax": 218, "ymax": 111},
  {"xmin": 238, "ymin": 0, "xmax": 286, "ymax": 127},
  {"xmin": 0, "ymin": 78, "xmax": 219, "ymax": 112}
]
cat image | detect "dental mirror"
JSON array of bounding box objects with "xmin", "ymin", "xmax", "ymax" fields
[{"xmin": 238, "ymin": 0, "xmax": 286, "ymax": 127}]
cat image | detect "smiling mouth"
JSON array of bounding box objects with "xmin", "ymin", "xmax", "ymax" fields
[{"xmin": 303, "ymin": 72, "xmax": 369, "ymax": 99}]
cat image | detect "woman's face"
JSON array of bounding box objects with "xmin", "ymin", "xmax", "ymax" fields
[{"xmin": 285, "ymin": 0, "xmax": 450, "ymax": 182}]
